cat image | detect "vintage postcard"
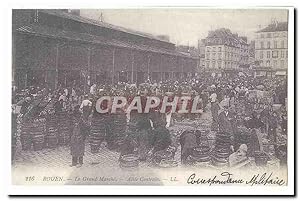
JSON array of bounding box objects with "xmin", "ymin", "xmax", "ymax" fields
[{"xmin": 10, "ymin": 7, "xmax": 294, "ymax": 195}]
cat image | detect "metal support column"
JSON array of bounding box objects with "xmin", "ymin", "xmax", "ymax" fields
[
  {"xmin": 112, "ymin": 48, "xmax": 116, "ymax": 84},
  {"xmin": 55, "ymin": 43, "xmax": 59, "ymax": 89},
  {"xmin": 131, "ymin": 51, "xmax": 134, "ymax": 83}
]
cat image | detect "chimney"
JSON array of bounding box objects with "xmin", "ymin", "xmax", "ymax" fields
[
  {"xmin": 68, "ymin": 9, "xmax": 80, "ymax": 16},
  {"xmin": 157, "ymin": 35, "xmax": 170, "ymax": 42}
]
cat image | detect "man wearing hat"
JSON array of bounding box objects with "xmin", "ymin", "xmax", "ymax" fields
[
  {"xmin": 20, "ymin": 97, "xmax": 31, "ymax": 116},
  {"xmin": 70, "ymin": 106, "xmax": 88, "ymax": 168},
  {"xmin": 80, "ymin": 94, "xmax": 92, "ymax": 120},
  {"xmin": 218, "ymin": 104, "xmax": 233, "ymax": 135},
  {"xmin": 210, "ymin": 90, "xmax": 219, "ymax": 131}
]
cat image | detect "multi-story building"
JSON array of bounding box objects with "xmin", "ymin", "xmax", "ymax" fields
[
  {"xmin": 197, "ymin": 39, "xmax": 206, "ymax": 70},
  {"xmin": 249, "ymin": 40, "xmax": 255, "ymax": 67},
  {"xmin": 201, "ymin": 28, "xmax": 250, "ymax": 76},
  {"xmin": 254, "ymin": 21, "xmax": 288, "ymax": 77}
]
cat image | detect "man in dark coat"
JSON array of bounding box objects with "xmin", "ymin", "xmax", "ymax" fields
[
  {"xmin": 70, "ymin": 108, "xmax": 88, "ymax": 167},
  {"xmin": 246, "ymin": 112, "xmax": 264, "ymax": 129},
  {"xmin": 268, "ymin": 111, "xmax": 279, "ymax": 144},
  {"xmin": 150, "ymin": 121, "xmax": 172, "ymax": 154},
  {"xmin": 210, "ymin": 92, "xmax": 219, "ymax": 131},
  {"xmin": 218, "ymin": 107, "xmax": 233, "ymax": 134},
  {"xmin": 20, "ymin": 97, "xmax": 31, "ymax": 115},
  {"xmin": 260, "ymin": 104, "xmax": 271, "ymax": 133},
  {"xmin": 180, "ymin": 130, "xmax": 198, "ymax": 165}
]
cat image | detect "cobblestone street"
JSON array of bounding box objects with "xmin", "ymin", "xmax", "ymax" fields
[
  {"xmin": 12, "ymin": 112, "xmax": 213, "ymax": 185},
  {"xmin": 12, "ymin": 134, "xmax": 189, "ymax": 185},
  {"xmin": 11, "ymin": 109, "xmax": 286, "ymax": 185}
]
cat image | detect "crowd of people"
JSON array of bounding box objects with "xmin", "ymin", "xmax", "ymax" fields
[{"xmin": 11, "ymin": 73, "xmax": 288, "ymax": 168}]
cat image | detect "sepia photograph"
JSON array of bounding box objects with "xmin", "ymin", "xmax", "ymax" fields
[{"xmin": 9, "ymin": 7, "xmax": 294, "ymax": 195}]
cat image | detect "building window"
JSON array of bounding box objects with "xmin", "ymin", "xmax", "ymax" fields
[
  {"xmin": 273, "ymin": 60, "xmax": 278, "ymax": 67},
  {"xmin": 206, "ymin": 61, "xmax": 210, "ymax": 68},
  {"xmin": 280, "ymin": 60, "xmax": 284, "ymax": 67},
  {"xmin": 266, "ymin": 60, "xmax": 270, "ymax": 67},
  {"xmin": 212, "ymin": 53, "xmax": 216, "ymax": 60},
  {"xmin": 206, "ymin": 53, "xmax": 210, "ymax": 59},
  {"xmin": 267, "ymin": 51, "xmax": 270, "ymax": 58},
  {"xmin": 272, "ymin": 50, "xmax": 278, "ymax": 58},
  {"xmin": 218, "ymin": 47, "xmax": 222, "ymax": 52},
  {"xmin": 213, "ymin": 47, "xmax": 216, "ymax": 52},
  {"xmin": 212, "ymin": 61, "xmax": 216, "ymax": 68},
  {"xmin": 281, "ymin": 50, "xmax": 285, "ymax": 58},
  {"xmin": 207, "ymin": 47, "xmax": 210, "ymax": 52},
  {"xmin": 260, "ymin": 51, "xmax": 264, "ymax": 59},
  {"xmin": 267, "ymin": 33, "xmax": 271, "ymax": 38},
  {"xmin": 267, "ymin": 41, "xmax": 271, "ymax": 49},
  {"xmin": 281, "ymin": 40, "xmax": 285, "ymax": 48},
  {"xmin": 274, "ymin": 40, "xmax": 278, "ymax": 48},
  {"xmin": 218, "ymin": 61, "xmax": 221, "ymax": 69},
  {"xmin": 218, "ymin": 53, "xmax": 221, "ymax": 60},
  {"xmin": 260, "ymin": 41, "xmax": 264, "ymax": 49}
]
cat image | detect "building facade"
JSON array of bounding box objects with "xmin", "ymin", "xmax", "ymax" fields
[
  {"xmin": 201, "ymin": 28, "xmax": 250, "ymax": 75},
  {"xmin": 249, "ymin": 40, "xmax": 255, "ymax": 67},
  {"xmin": 254, "ymin": 21, "xmax": 288, "ymax": 77},
  {"xmin": 12, "ymin": 9, "xmax": 198, "ymax": 90},
  {"xmin": 197, "ymin": 39, "xmax": 206, "ymax": 70}
]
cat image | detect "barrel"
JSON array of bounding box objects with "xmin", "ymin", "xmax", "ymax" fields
[
  {"xmin": 57, "ymin": 112, "xmax": 71, "ymax": 145},
  {"xmin": 31, "ymin": 119, "xmax": 46, "ymax": 151},
  {"xmin": 46, "ymin": 127, "xmax": 58, "ymax": 148},
  {"xmin": 211, "ymin": 132, "xmax": 231, "ymax": 167},
  {"xmin": 32, "ymin": 134, "xmax": 45, "ymax": 151},
  {"xmin": 119, "ymin": 154, "xmax": 139, "ymax": 169},
  {"xmin": 89, "ymin": 116, "xmax": 106, "ymax": 153},
  {"xmin": 153, "ymin": 149, "xmax": 174, "ymax": 165},
  {"xmin": 234, "ymin": 129, "xmax": 254, "ymax": 156},
  {"xmin": 254, "ymin": 151, "xmax": 269, "ymax": 166},
  {"xmin": 58, "ymin": 126, "xmax": 71, "ymax": 145},
  {"xmin": 46, "ymin": 114, "xmax": 59, "ymax": 148},
  {"xmin": 20, "ymin": 122, "xmax": 33, "ymax": 150},
  {"xmin": 190, "ymin": 145, "xmax": 211, "ymax": 163},
  {"xmin": 12, "ymin": 134, "xmax": 17, "ymax": 160},
  {"xmin": 107, "ymin": 114, "xmax": 126, "ymax": 150}
]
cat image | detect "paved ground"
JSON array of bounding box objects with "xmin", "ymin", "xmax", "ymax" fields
[
  {"xmin": 12, "ymin": 112, "xmax": 214, "ymax": 185},
  {"xmin": 12, "ymin": 128, "xmax": 186, "ymax": 185},
  {"xmin": 11, "ymin": 109, "xmax": 288, "ymax": 185}
]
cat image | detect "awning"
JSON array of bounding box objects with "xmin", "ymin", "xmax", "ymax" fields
[{"xmin": 275, "ymin": 71, "xmax": 287, "ymax": 76}]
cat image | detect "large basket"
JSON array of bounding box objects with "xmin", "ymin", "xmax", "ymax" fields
[
  {"xmin": 89, "ymin": 119, "xmax": 106, "ymax": 153},
  {"xmin": 46, "ymin": 127, "xmax": 58, "ymax": 148},
  {"xmin": 254, "ymin": 151, "xmax": 269, "ymax": 166},
  {"xmin": 32, "ymin": 134, "xmax": 45, "ymax": 151}
]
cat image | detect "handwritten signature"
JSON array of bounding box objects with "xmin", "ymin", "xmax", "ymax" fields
[{"xmin": 187, "ymin": 172, "xmax": 285, "ymax": 186}]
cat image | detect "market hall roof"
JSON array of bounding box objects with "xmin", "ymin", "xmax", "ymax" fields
[
  {"xmin": 256, "ymin": 22, "xmax": 288, "ymax": 33},
  {"xmin": 16, "ymin": 24, "xmax": 196, "ymax": 59},
  {"xmin": 38, "ymin": 9, "xmax": 171, "ymax": 44}
]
